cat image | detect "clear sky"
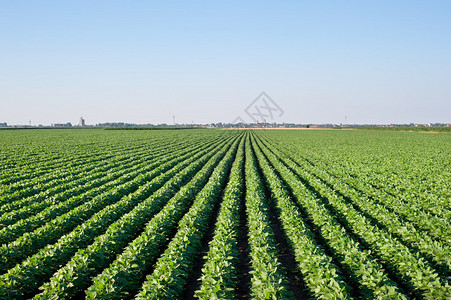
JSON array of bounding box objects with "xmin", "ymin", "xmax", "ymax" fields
[{"xmin": 1, "ymin": 1, "xmax": 450, "ymax": 125}]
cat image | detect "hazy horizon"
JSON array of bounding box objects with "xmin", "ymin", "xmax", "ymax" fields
[{"xmin": 1, "ymin": 1, "xmax": 450, "ymax": 126}]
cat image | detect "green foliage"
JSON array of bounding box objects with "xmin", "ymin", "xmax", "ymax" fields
[
  {"xmin": 355, "ymin": 126, "xmax": 451, "ymax": 133},
  {"xmin": 0, "ymin": 128, "xmax": 449, "ymax": 299},
  {"xmin": 194, "ymin": 140, "xmax": 245, "ymax": 299}
]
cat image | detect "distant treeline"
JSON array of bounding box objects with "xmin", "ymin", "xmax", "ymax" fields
[
  {"xmin": 0, "ymin": 126, "xmax": 206, "ymax": 131},
  {"xmin": 353, "ymin": 126, "xmax": 451, "ymax": 133},
  {"xmin": 0, "ymin": 127, "xmax": 54, "ymax": 130},
  {"xmin": 103, "ymin": 127, "xmax": 206, "ymax": 130},
  {"xmin": 0, "ymin": 127, "xmax": 95, "ymax": 130}
]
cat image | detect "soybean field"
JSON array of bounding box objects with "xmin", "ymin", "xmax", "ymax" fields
[{"xmin": 0, "ymin": 128, "xmax": 449, "ymax": 299}]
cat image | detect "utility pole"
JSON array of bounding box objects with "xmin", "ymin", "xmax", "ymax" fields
[{"xmin": 173, "ymin": 115, "xmax": 175, "ymax": 125}]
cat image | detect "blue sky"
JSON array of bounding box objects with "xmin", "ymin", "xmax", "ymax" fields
[{"xmin": 1, "ymin": 1, "xmax": 450, "ymax": 125}]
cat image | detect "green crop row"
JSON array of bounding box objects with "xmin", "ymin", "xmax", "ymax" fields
[
  {"xmin": 0, "ymin": 137, "xmax": 212, "ymax": 244},
  {"xmin": 255, "ymin": 133, "xmax": 450, "ymax": 299},
  {"xmin": 0, "ymin": 133, "xmax": 147, "ymax": 186},
  {"xmin": 0, "ymin": 135, "xmax": 234, "ymax": 298},
  {"xmin": 0, "ymin": 135, "xmax": 190, "ymax": 211},
  {"xmin": 0, "ymin": 136, "xmax": 226, "ymax": 275},
  {"xmin": 0, "ymin": 141, "xmax": 150, "ymax": 201},
  {"xmin": 251, "ymin": 134, "xmax": 357, "ymax": 299},
  {"xmin": 0, "ymin": 128, "xmax": 448, "ymax": 299},
  {"xmin": 0, "ymin": 146, "xmax": 157, "ymax": 227},
  {"xmin": 194, "ymin": 138, "xmax": 245, "ymax": 299},
  {"xmin": 85, "ymin": 134, "xmax": 241, "ymax": 299},
  {"xmin": 135, "ymin": 135, "xmax": 242, "ymax": 299},
  {"xmin": 252, "ymin": 133, "xmax": 408, "ymax": 299},
  {"xmin": 243, "ymin": 135, "xmax": 293, "ymax": 299},
  {"xmin": 265, "ymin": 134, "xmax": 450, "ymax": 244},
  {"xmin": 32, "ymin": 134, "xmax": 238, "ymax": 299}
]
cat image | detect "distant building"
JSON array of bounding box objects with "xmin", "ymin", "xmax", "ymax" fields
[
  {"xmin": 79, "ymin": 117, "xmax": 85, "ymax": 127},
  {"xmin": 0, "ymin": 122, "xmax": 7, "ymax": 127},
  {"xmin": 54, "ymin": 122, "xmax": 72, "ymax": 127}
]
